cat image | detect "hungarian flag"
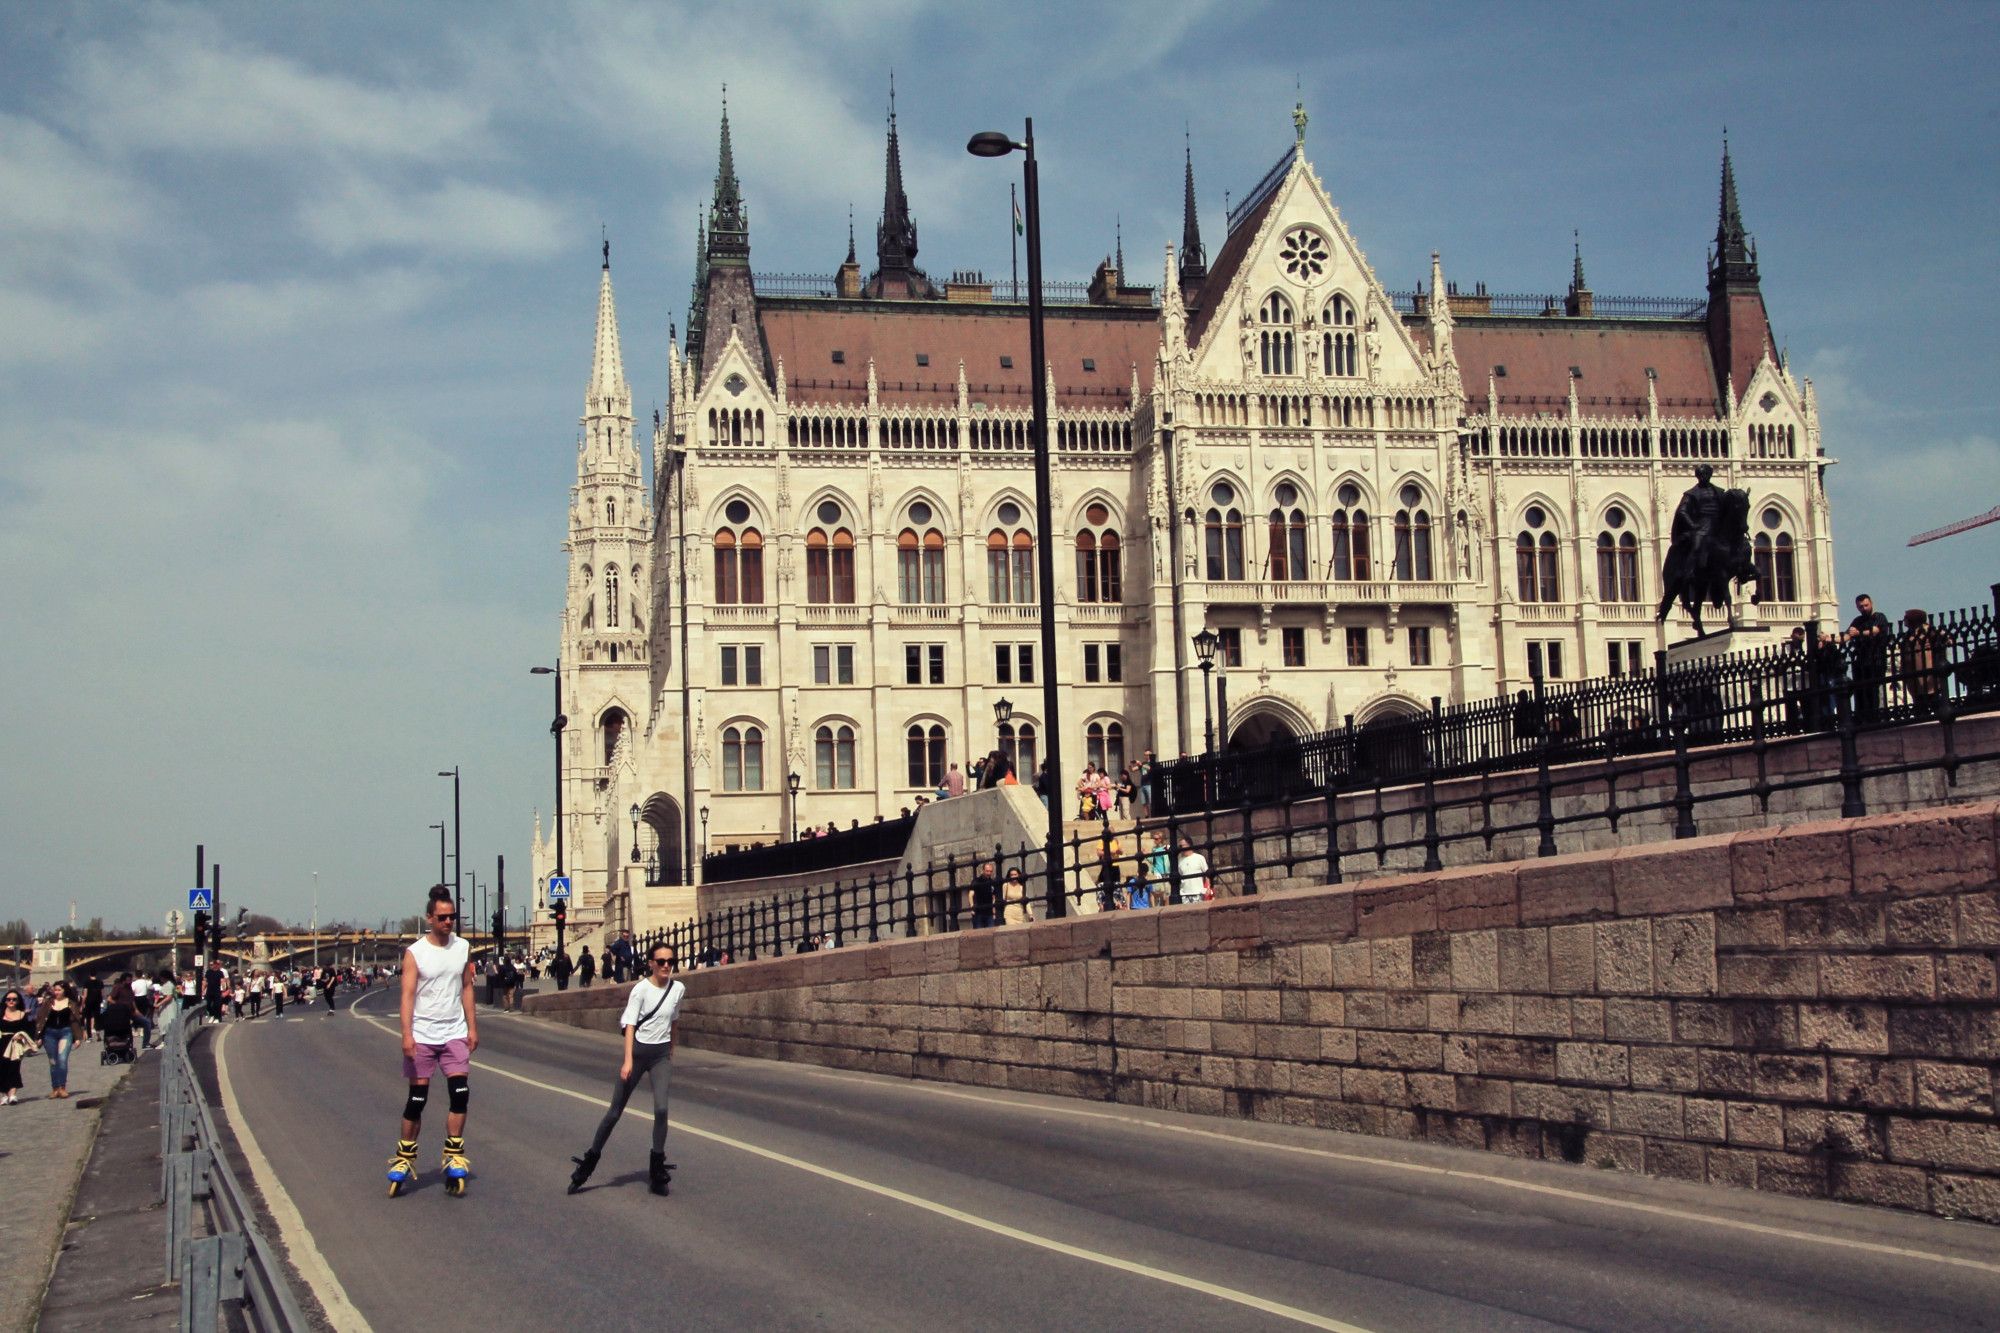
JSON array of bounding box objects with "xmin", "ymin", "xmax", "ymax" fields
[{"xmin": 1012, "ymin": 194, "xmax": 1024, "ymax": 237}]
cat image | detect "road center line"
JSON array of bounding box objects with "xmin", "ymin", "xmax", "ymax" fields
[
  {"xmin": 353, "ymin": 1013, "xmax": 1368, "ymax": 1332},
  {"xmin": 213, "ymin": 1024, "xmax": 370, "ymax": 1333},
  {"xmin": 730, "ymin": 1061, "xmax": 2000, "ymax": 1278}
]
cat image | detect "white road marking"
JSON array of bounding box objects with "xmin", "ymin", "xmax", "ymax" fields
[
  {"xmin": 353, "ymin": 1013, "xmax": 1369, "ymax": 1332},
  {"xmin": 764, "ymin": 1060, "xmax": 2000, "ymax": 1278},
  {"xmin": 213, "ymin": 1025, "xmax": 371, "ymax": 1332}
]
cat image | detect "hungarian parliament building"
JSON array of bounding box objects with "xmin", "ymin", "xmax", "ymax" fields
[{"xmin": 530, "ymin": 97, "xmax": 1835, "ymax": 928}]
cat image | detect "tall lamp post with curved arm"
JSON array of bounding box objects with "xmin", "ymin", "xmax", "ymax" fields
[
  {"xmin": 969, "ymin": 121, "xmax": 1066, "ymax": 919},
  {"xmin": 1193, "ymin": 628, "xmax": 1219, "ymax": 754}
]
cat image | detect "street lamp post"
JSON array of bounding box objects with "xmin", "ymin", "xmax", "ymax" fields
[
  {"xmin": 699, "ymin": 806, "xmax": 709, "ymax": 861},
  {"xmin": 994, "ymin": 697, "xmax": 1013, "ymax": 777},
  {"xmin": 429, "ymin": 822, "xmax": 446, "ymax": 901},
  {"xmin": 786, "ymin": 771, "xmax": 802, "ymax": 841},
  {"xmin": 530, "ymin": 665, "xmax": 567, "ymax": 959},
  {"xmin": 1193, "ymin": 628, "xmax": 1219, "ymax": 754},
  {"xmin": 438, "ymin": 767, "xmax": 462, "ymax": 925},
  {"xmin": 629, "ymin": 803, "xmax": 642, "ymax": 862},
  {"xmin": 969, "ymin": 120, "xmax": 1066, "ymax": 919}
]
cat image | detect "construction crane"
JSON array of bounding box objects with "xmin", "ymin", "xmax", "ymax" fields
[{"xmin": 1909, "ymin": 504, "xmax": 2000, "ymax": 548}]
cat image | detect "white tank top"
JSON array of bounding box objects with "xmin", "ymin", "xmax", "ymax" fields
[{"xmin": 406, "ymin": 934, "xmax": 470, "ymax": 1044}]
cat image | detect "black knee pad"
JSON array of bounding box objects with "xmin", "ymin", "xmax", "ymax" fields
[
  {"xmin": 403, "ymin": 1083, "xmax": 429, "ymax": 1123},
  {"xmin": 446, "ymin": 1073, "xmax": 469, "ymax": 1114}
]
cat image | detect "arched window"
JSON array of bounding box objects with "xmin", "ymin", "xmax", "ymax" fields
[
  {"xmin": 998, "ymin": 721, "xmax": 1037, "ymax": 778},
  {"xmin": 805, "ymin": 501, "xmax": 856, "ymax": 605},
  {"xmin": 814, "ymin": 724, "xmax": 857, "ymax": 790},
  {"xmin": 604, "ymin": 565, "xmax": 621, "ymax": 627},
  {"xmin": 1259, "ymin": 293, "xmax": 1296, "ymax": 376},
  {"xmin": 713, "ymin": 499, "xmax": 764, "ymax": 604},
  {"xmin": 1516, "ymin": 506, "xmax": 1560, "ymax": 603},
  {"xmin": 1596, "ymin": 505, "xmax": 1641, "ymax": 603},
  {"xmin": 1075, "ymin": 501, "xmax": 1122, "ymax": 603},
  {"xmin": 906, "ymin": 722, "xmax": 947, "ymax": 788},
  {"xmin": 986, "ymin": 501, "xmax": 1034, "ymax": 603},
  {"xmin": 1267, "ymin": 481, "xmax": 1309, "ymax": 581},
  {"xmin": 606, "ymin": 497, "xmax": 617, "ymax": 526},
  {"xmin": 1085, "ymin": 719, "xmax": 1125, "ymax": 774},
  {"xmin": 602, "ymin": 707, "xmax": 627, "ymax": 766},
  {"xmin": 1330, "ymin": 482, "xmax": 1370, "ymax": 581},
  {"xmin": 1753, "ymin": 507, "xmax": 1798, "ymax": 602},
  {"xmin": 720, "ymin": 724, "xmax": 764, "ymax": 792},
  {"xmin": 1204, "ymin": 481, "xmax": 1245, "ymax": 581},
  {"xmin": 899, "ymin": 519, "xmax": 948, "ymax": 605},
  {"xmin": 1393, "ymin": 484, "xmax": 1433, "ymax": 581},
  {"xmin": 1322, "ymin": 294, "xmax": 1358, "ymax": 377}
]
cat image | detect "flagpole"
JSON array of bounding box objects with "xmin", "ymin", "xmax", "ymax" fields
[{"xmin": 1011, "ymin": 181, "xmax": 1020, "ymax": 302}]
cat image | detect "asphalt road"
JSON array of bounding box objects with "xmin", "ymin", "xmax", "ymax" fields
[{"xmin": 202, "ymin": 985, "xmax": 2000, "ymax": 1332}]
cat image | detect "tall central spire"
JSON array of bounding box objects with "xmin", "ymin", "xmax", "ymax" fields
[
  {"xmin": 1179, "ymin": 133, "xmax": 1207, "ymax": 284},
  {"xmin": 708, "ymin": 86, "xmax": 748, "ymax": 261},
  {"xmin": 1710, "ymin": 132, "xmax": 1757, "ymax": 284},
  {"xmin": 864, "ymin": 73, "xmax": 939, "ymax": 300},
  {"xmin": 589, "ymin": 245, "xmax": 627, "ymax": 412}
]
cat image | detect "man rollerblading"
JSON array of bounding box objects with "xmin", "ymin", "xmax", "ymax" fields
[
  {"xmin": 389, "ymin": 887, "xmax": 478, "ymax": 1197},
  {"xmin": 566, "ymin": 942, "xmax": 684, "ymax": 1196}
]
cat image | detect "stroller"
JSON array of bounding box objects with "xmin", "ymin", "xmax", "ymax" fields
[{"xmin": 98, "ymin": 1001, "xmax": 137, "ymax": 1064}]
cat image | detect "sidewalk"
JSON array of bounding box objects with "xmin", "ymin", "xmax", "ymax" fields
[{"xmin": 0, "ymin": 1028, "xmax": 142, "ymax": 1332}]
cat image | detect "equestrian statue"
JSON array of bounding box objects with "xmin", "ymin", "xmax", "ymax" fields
[{"xmin": 1656, "ymin": 463, "xmax": 1761, "ymax": 636}]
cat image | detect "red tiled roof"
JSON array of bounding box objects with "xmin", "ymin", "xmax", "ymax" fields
[
  {"xmin": 1184, "ymin": 182, "xmax": 1283, "ymax": 351},
  {"xmin": 758, "ymin": 301, "xmax": 1158, "ymax": 409},
  {"xmin": 1443, "ymin": 320, "xmax": 1723, "ymax": 420}
]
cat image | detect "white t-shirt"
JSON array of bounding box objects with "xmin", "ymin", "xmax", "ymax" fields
[
  {"xmin": 182, "ymin": 978, "xmax": 197, "ymax": 997},
  {"xmin": 617, "ymin": 977, "xmax": 686, "ymax": 1045},
  {"xmin": 1176, "ymin": 850, "xmax": 1211, "ymax": 902},
  {"xmin": 131, "ymin": 978, "xmax": 151, "ymax": 1000},
  {"xmin": 406, "ymin": 934, "xmax": 470, "ymax": 1045}
]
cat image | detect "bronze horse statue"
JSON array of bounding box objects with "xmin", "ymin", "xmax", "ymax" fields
[{"xmin": 1656, "ymin": 465, "xmax": 1761, "ymax": 636}]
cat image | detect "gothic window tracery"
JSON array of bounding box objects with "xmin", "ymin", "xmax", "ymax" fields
[
  {"xmin": 1329, "ymin": 482, "xmax": 1370, "ymax": 581},
  {"xmin": 986, "ymin": 501, "xmax": 1035, "ymax": 603},
  {"xmin": 1075, "ymin": 501, "xmax": 1122, "ymax": 603},
  {"xmin": 1278, "ymin": 228, "xmax": 1329, "ymax": 281},
  {"xmin": 1085, "ymin": 719, "xmax": 1125, "ymax": 774},
  {"xmin": 805, "ymin": 499, "xmax": 856, "ymax": 604},
  {"xmin": 604, "ymin": 565, "xmax": 621, "ymax": 627},
  {"xmin": 1753, "ymin": 506, "xmax": 1798, "ymax": 602},
  {"xmin": 713, "ymin": 498, "xmax": 764, "ymax": 604},
  {"xmin": 906, "ymin": 722, "xmax": 947, "ymax": 788},
  {"xmin": 1204, "ymin": 482, "xmax": 1246, "ymax": 581},
  {"xmin": 1258, "ymin": 293, "xmax": 1296, "ymax": 376},
  {"xmin": 1596, "ymin": 505, "xmax": 1641, "ymax": 603},
  {"xmin": 815, "ymin": 723, "xmax": 857, "ymax": 789},
  {"xmin": 1393, "ymin": 484, "xmax": 1434, "ymax": 581},
  {"xmin": 1516, "ymin": 505, "xmax": 1561, "ymax": 603},
  {"xmin": 998, "ymin": 721, "xmax": 1037, "ymax": 777},
  {"xmin": 1322, "ymin": 294, "xmax": 1358, "ymax": 376},
  {"xmin": 1267, "ymin": 482, "xmax": 1309, "ymax": 582}
]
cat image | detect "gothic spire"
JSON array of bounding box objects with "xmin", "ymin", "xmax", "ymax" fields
[
  {"xmin": 1115, "ymin": 215, "xmax": 1124, "ymax": 275},
  {"xmin": 1570, "ymin": 231, "xmax": 1586, "ymax": 294},
  {"xmin": 708, "ymin": 86, "xmax": 748, "ymax": 261},
  {"xmin": 589, "ymin": 245, "xmax": 627, "ymax": 412},
  {"xmin": 877, "ymin": 73, "xmax": 918, "ymax": 273},
  {"xmin": 845, "ymin": 204, "xmax": 856, "ymax": 265},
  {"xmin": 1179, "ymin": 132, "xmax": 1207, "ymax": 283},
  {"xmin": 1710, "ymin": 132, "xmax": 1758, "ymax": 285}
]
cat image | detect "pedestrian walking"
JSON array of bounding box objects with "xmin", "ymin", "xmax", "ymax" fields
[
  {"xmin": 387, "ymin": 886, "xmax": 479, "ymax": 1197},
  {"xmin": 1, "ymin": 988, "xmax": 32, "ymax": 1104},
  {"xmin": 35, "ymin": 981, "xmax": 77, "ymax": 1098},
  {"xmin": 970, "ymin": 861, "xmax": 999, "ymax": 929},
  {"xmin": 1174, "ymin": 839, "xmax": 1212, "ymax": 904},
  {"xmin": 568, "ymin": 942, "xmax": 686, "ymax": 1197},
  {"xmin": 130, "ymin": 972, "xmax": 155, "ymax": 1048},
  {"xmin": 320, "ymin": 966, "xmax": 338, "ymax": 1013},
  {"xmin": 551, "ymin": 949, "xmax": 574, "ymax": 991},
  {"xmin": 577, "ymin": 946, "xmax": 596, "ymax": 989},
  {"xmin": 80, "ymin": 974, "xmax": 102, "ymax": 1043}
]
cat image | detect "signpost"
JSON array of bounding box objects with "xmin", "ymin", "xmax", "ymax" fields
[{"xmin": 546, "ymin": 876, "xmax": 572, "ymax": 900}]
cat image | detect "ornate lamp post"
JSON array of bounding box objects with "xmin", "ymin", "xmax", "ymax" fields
[
  {"xmin": 699, "ymin": 805, "xmax": 710, "ymax": 860},
  {"xmin": 786, "ymin": 771, "xmax": 802, "ymax": 841},
  {"xmin": 629, "ymin": 803, "xmax": 642, "ymax": 862},
  {"xmin": 969, "ymin": 120, "xmax": 1065, "ymax": 919},
  {"xmin": 1192, "ymin": 628, "xmax": 1219, "ymax": 754},
  {"xmin": 994, "ymin": 696, "xmax": 1013, "ymax": 758}
]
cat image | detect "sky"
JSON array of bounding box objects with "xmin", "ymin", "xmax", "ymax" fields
[{"xmin": 2, "ymin": 1, "xmax": 1996, "ymax": 934}]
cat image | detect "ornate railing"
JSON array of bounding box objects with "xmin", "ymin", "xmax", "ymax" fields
[
  {"xmin": 703, "ymin": 812, "xmax": 916, "ymax": 885},
  {"xmin": 1390, "ymin": 290, "xmax": 1707, "ymax": 320}
]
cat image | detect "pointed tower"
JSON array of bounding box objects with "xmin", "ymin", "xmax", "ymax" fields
[
  {"xmin": 1564, "ymin": 232, "xmax": 1593, "ymax": 316},
  {"xmin": 565, "ymin": 242, "xmax": 652, "ymax": 672},
  {"xmin": 836, "ymin": 205, "xmax": 862, "ymax": 298},
  {"xmin": 864, "ymin": 77, "xmax": 941, "ymax": 300},
  {"xmin": 1429, "ymin": 251, "xmax": 1461, "ymax": 396},
  {"xmin": 690, "ymin": 89, "xmax": 767, "ymax": 381},
  {"xmin": 1178, "ymin": 134, "xmax": 1207, "ymax": 300},
  {"xmin": 1705, "ymin": 135, "xmax": 1774, "ymax": 404}
]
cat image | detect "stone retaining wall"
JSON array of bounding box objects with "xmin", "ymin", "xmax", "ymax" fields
[{"xmin": 530, "ymin": 800, "xmax": 2000, "ymax": 1221}]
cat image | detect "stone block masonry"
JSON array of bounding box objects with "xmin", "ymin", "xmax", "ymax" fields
[{"xmin": 528, "ymin": 800, "xmax": 2000, "ymax": 1223}]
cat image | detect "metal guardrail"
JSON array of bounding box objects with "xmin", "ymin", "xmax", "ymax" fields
[{"xmin": 159, "ymin": 1013, "xmax": 311, "ymax": 1331}]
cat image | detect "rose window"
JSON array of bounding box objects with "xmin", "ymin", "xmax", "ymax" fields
[{"xmin": 1279, "ymin": 228, "xmax": 1328, "ymax": 280}]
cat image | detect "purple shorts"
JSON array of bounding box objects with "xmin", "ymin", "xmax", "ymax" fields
[{"xmin": 403, "ymin": 1038, "xmax": 471, "ymax": 1080}]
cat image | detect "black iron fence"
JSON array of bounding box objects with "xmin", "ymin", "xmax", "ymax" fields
[
  {"xmin": 641, "ymin": 592, "xmax": 2000, "ymax": 970},
  {"xmin": 702, "ymin": 812, "xmax": 915, "ymax": 886}
]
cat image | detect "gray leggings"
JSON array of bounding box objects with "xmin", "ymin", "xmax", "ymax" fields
[{"xmin": 587, "ymin": 1040, "xmax": 672, "ymax": 1155}]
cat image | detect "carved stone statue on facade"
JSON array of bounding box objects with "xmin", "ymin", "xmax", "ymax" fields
[{"xmin": 1656, "ymin": 463, "xmax": 1759, "ymax": 636}]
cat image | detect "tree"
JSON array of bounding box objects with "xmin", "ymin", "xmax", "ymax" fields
[{"xmin": 0, "ymin": 920, "xmax": 30, "ymax": 946}]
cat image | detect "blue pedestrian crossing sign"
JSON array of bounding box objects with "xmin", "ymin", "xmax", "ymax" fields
[
  {"xmin": 547, "ymin": 876, "xmax": 572, "ymax": 901},
  {"xmin": 188, "ymin": 887, "xmax": 213, "ymax": 912}
]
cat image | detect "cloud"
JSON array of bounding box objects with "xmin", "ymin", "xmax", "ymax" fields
[
  {"xmin": 0, "ymin": 113, "xmax": 153, "ymax": 241},
  {"xmin": 66, "ymin": 12, "xmax": 489, "ymax": 165},
  {"xmin": 298, "ymin": 175, "xmax": 569, "ymax": 260}
]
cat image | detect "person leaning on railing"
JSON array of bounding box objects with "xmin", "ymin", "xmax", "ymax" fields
[{"xmin": 1901, "ymin": 609, "xmax": 1951, "ymax": 717}]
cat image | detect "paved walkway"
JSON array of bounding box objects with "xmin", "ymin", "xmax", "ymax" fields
[{"xmin": 0, "ymin": 1024, "xmax": 146, "ymax": 1332}]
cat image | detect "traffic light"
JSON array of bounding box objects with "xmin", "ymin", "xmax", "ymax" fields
[
  {"xmin": 192, "ymin": 910, "xmax": 209, "ymax": 948},
  {"xmin": 552, "ymin": 901, "xmax": 567, "ymax": 928}
]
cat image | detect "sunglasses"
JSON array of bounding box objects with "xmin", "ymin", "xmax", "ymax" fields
[
  {"xmin": 433, "ymin": 912, "xmax": 457, "ymax": 921},
  {"xmin": 650, "ymin": 956, "xmax": 674, "ymax": 966}
]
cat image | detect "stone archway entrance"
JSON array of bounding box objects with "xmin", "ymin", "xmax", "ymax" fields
[
  {"xmin": 1353, "ymin": 700, "xmax": 1429, "ymax": 786},
  {"xmin": 1224, "ymin": 706, "xmax": 1310, "ymax": 801},
  {"xmin": 640, "ymin": 793, "xmax": 686, "ymax": 885}
]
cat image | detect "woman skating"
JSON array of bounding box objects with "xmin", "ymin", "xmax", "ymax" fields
[{"xmin": 568, "ymin": 943, "xmax": 685, "ymax": 1197}]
